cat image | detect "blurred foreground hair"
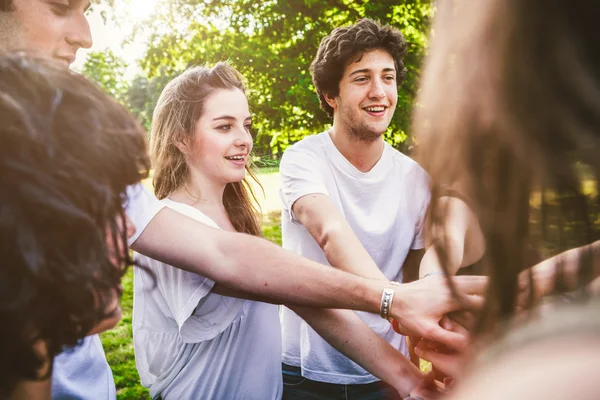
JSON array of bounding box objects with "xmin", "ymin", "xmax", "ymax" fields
[
  {"xmin": 0, "ymin": 53, "xmax": 149, "ymax": 396},
  {"xmin": 414, "ymin": 1, "xmax": 600, "ymax": 333}
]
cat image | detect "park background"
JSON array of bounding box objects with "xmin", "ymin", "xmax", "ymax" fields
[{"xmin": 81, "ymin": 1, "xmax": 432, "ymax": 398}]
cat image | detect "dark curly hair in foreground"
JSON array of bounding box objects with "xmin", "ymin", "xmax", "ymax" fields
[
  {"xmin": 310, "ymin": 18, "xmax": 408, "ymax": 117},
  {"xmin": 0, "ymin": 54, "xmax": 149, "ymax": 396}
]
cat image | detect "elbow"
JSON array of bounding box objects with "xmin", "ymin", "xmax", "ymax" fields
[{"xmin": 315, "ymin": 220, "xmax": 345, "ymax": 250}]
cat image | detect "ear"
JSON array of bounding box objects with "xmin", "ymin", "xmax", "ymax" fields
[
  {"xmin": 324, "ymin": 93, "xmax": 338, "ymax": 112},
  {"xmin": 174, "ymin": 137, "xmax": 191, "ymax": 155}
]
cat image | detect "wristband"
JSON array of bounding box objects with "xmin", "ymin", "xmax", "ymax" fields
[{"xmin": 380, "ymin": 288, "xmax": 395, "ymax": 320}]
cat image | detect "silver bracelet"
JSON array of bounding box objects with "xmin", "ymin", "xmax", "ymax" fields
[{"xmin": 379, "ymin": 288, "xmax": 395, "ymax": 320}]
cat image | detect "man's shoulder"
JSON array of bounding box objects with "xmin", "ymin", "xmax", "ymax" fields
[
  {"xmin": 286, "ymin": 131, "xmax": 327, "ymax": 152},
  {"xmin": 387, "ymin": 146, "xmax": 424, "ymax": 170},
  {"xmin": 385, "ymin": 146, "xmax": 430, "ymax": 187},
  {"xmin": 281, "ymin": 131, "xmax": 328, "ymax": 165}
]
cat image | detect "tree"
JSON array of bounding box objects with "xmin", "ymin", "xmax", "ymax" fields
[
  {"xmin": 82, "ymin": 50, "xmax": 130, "ymax": 103},
  {"xmin": 136, "ymin": 0, "xmax": 433, "ymax": 156}
]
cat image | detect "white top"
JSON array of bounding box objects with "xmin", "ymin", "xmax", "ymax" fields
[
  {"xmin": 52, "ymin": 335, "xmax": 116, "ymax": 400},
  {"xmin": 279, "ymin": 131, "xmax": 430, "ymax": 384},
  {"xmin": 132, "ymin": 198, "xmax": 282, "ymax": 400},
  {"xmin": 125, "ymin": 183, "xmax": 166, "ymax": 247}
]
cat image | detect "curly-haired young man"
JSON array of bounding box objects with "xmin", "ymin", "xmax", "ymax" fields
[{"xmin": 279, "ymin": 19, "xmax": 432, "ymax": 399}]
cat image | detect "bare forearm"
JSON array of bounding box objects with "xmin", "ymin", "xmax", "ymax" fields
[
  {"xmin": 291, "ymin": 306, "xmax": 422, "ymax": 397},
  {"xmin": 132, "ymin": 209, "xmax": 383, "ymax": 311},
  {"xmin": 321, "ymin": 226, "xmax": 387, "ymax": 279},
  {"xmin": 419, "ymin": 244, "xmax": 462, "ymax": 278},
  {"xmin": 529, "ymin": 240, "xmax": 600, "ymax": 299}
]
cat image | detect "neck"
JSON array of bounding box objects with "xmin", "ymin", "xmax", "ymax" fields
[
  {"xmin": 11, "ymin": 378, "xmax": 51, "ymax": 400},
  {"xmin": 329, "ymin": 122, "xmax": 384, "ymax": 173},
  {"xmin": 171, "ymin": 167, "xmax": 226, "ymax": 210}
]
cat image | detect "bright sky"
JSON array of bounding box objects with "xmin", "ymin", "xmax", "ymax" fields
[{"xmin": 73, "ymin": 0, "xmax": 160, "ymax": 78}]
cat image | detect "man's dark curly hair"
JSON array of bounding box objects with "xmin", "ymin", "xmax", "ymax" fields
[
  {"xmin": 0, "ymin": 53, "xmax": 150, "ymax": 396},
  {"xmin": 311, "ymin": 18, "xmax": 408, "ymax": 118}
]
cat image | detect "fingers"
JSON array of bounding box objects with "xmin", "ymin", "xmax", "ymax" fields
[
  {"xmin": 440, "ymin": 315, "xmax": 453, "ymax": 330},
  {"xmin": 451, "ymin": 275, "xmax": 488, "ymax": 296},
  {"xmin": 447, "ymin": 310, "xmax": 475, "ymax": 331},
  {"xmin": 420, "ymin": 323, "xmax": 469, "ymax": 352},
  {"xmin": 450, "ymin": 293, "xmax": 485, "ymax": 313},
  {"xmin": 414, "ymin": 345, "xmax": 462, "ymax": 379}
]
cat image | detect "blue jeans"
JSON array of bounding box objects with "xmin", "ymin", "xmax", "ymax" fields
[{"xmin": 282, "ymin": 363, "xmax": 401, "ymax": 400}]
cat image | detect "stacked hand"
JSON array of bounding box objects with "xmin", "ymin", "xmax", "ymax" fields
[{"xmin": 389, "ymin": 275, "xmax": 486, "ymax": 351}]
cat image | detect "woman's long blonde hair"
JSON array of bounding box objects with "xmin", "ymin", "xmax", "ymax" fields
[{"xmin": 150, "ymin": 62, "xmax": 262, "ymax": 236}]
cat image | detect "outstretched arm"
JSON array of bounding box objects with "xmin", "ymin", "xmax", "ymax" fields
[
  {"xmin": 419, "ymin": 197, "xmax": 485, "ymax": 278},
  {"xmin": 291, "ymin": 306, "xmax": 424, "ymax": 398},
  {"xmin": 523, "ymin": 240, "xmax": 600, "ymax": 300},
  {"xmin": 133, "ymin": 207, "xmax": 486, "ymax": 349},
  {"xmin": 215, "ymin": 282, "xmax": 425, "ymax": 397}
]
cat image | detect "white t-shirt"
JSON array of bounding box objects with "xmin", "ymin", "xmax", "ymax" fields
[
  {"xmin": 279, "ymin": 131, "xmax": 430, "ymax": 385},
  {"xmin": 52, "ymin": 335, "xmax": 116, "ymax": 400},
  {"xmin": 132, "ymin": 198, "xmax": 282, "ymax": 400},
  {"xmin": 125, "ymin": 183, "xmax": 166, "ymax": 247}
]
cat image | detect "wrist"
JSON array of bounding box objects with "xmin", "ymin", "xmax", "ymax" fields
[
  {"xmin": 421, "ymin": 270, "xmax": 446, "ymax": 279},
  {"xmin": 389, "ymin": 282, "xmax": 409, "ymax": 321}
]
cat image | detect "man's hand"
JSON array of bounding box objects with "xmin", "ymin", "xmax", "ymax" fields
[
  {"xmin": 414, "ymin": 316, "xmax": 471, "ymax": 380},
  {"xmin": 390, "ymin": 275, "xmax": 486, "ymax": 350}
]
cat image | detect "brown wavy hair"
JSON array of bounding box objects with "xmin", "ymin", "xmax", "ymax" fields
[
  {"xmin": 414, "ymin": 0, "xmax": 600, "ymax": 334},
  {"xmin": 151, "ymin": 62, "xmax": 262, "ymax": 236},
  {"xmin": 311, "ymin": 18, "xmax": 408, "ymax": 118}
]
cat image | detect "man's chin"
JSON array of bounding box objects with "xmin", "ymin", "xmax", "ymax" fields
[{"xmin": 349, "ymin": 126, "xmax": 387, "ymax": 142}]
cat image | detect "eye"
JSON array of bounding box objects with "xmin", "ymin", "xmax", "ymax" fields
[
  {"xmin": 354, "ymin": 76, "xmax": 369, "ymax": 83},
  {"xmin": 49, "ymin": 2, "xmax": 71, "ymax": 16},
  {"xmin": 384, "ymin": 75, "xmax": 396, "ymax": 82},
  {"xmin": 244, "ymin": 123, "xmax": 253, "ymax": 132},
  {"xmin": 216, "ymin": 124, "xmax": 232, "ymax": 131}
]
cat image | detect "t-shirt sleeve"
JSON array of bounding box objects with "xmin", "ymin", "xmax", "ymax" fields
[
  {"xmin": 125, "ymin": 183, "xmax": 166, "ymax": 247},
  {"xmin": 136, "ymin": 252, "xmax": 245, "ymax": 344},
  {"xmin": 279, "ymin": 145, "xmax": 329, "ymax": 223},
  {"xmin": 411, "ymin": 168, "xmax": 431, "ymax": 250},
  {"xmin": 133, "ymin": 203, "xmax": 245, "ymax": 344}
]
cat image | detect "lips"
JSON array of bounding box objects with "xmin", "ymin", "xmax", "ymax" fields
[
  {"xmin": 55, "ymin": 55, "xmax": 75, "ymax": 65},
  {"xmin": 364, "ymin": 106, "xmax": 386, "ymax": 112},
  {"xmin": 363, "ymin": 105, "xmax": 388, "ymax": 117},
  {"xmin": 225, "ymin": 154, "xmax": 247, "ymax": 167},
  {"xmin": 225, "ymin": 155, "xmax": 246, "ymax": 161}
]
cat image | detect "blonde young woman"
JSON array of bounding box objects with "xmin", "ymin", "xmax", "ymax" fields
[{"xmin": 132, "ymin": 63, "xmax": 438, "ymax": 400}]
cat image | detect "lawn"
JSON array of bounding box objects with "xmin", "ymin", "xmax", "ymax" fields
[{"xmin": 102, "ymin": 169, "xmax": 282, "ymax": 399}]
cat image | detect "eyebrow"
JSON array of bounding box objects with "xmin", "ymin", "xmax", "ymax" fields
[
  {"xmin": 70, "ymin": 0, "xmax": 92, "ymax": 12},
  {"xmin": 212, "ymin": 116, "xmax": 253, "ymax": 122},
  {"xmin": 349, "ymin": 67, "xmax": 396, "ymax": 77}
]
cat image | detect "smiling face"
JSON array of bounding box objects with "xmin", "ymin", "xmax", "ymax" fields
[
  {"xmin": 0, "ymin": 0, "xmax": 92, "ymax": 66},
  {"xmin": 326, "ymin": 49, "xmax": 398, "ymax": 142},
  {"xmin": 179, "ymin": 88, "xmax": 253, "ymax": 186}
]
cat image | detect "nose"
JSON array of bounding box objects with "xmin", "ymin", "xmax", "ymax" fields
[
  {"xmin": 66, "ymin": 12, "xmax": 93, "ymax": 50},
  {"xmin": 234, "ymin": 126, "xmax": 253, "ymax": 151},
  {"xmin": 368, "ymin": 77, "xmax": 386, "ymax": 100}
]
